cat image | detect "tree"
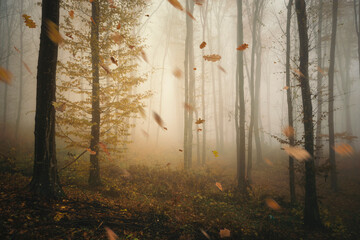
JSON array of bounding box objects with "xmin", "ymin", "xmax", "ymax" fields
[
  {"xmin": 235, "ymin": 0, "xmax": 246, "ymax": 194},
  {"xmin": 295, "ymin": 0, "xmax": 321, "ymax": 228},
  {"xmin": 285, "ymin": 0, "xmax": 296, "ymax": 205},
  {"xmin": 328, "ymin": 0, "xmax": 339, "ymax": 192},
  {"xmin": 29, "ymin": 0, "xmax": 64, "ymax": 199},
  {"xmin": 354, "ymin": 0, "xmax": 360, "ymax": 78}
]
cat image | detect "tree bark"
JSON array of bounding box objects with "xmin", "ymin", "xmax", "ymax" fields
[
  {"xmin": 295, "ymin": 0, "xmax": 321, "ymax": 228},
  {"xmin": 89, "ymin": 0, "xmax": 101, "ymax": 187},
  {"xmin": 16, "ymin": 0, "xmax": 24, "ymax": 140},
  {"xmin": 29, "ymin": 0, "xmax": 64, "ymax": 199}
]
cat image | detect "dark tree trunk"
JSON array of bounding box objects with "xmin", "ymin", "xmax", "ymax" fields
[
  {"xmin": 89, "ymin": 0, "xmax": 101, "ymax": 187},
  {"xmin": 29, "ymin": 0, "xmax": 64, "ymax": 199},
  {"xmin": 328, "ymin": 0, "xmax": 338, "ymax": 192},
  {"xmin": 236, "ymin": 0, "xmax": 246, "ymax": 194},
  {"xmin": 286, "ymin": 0, "xmax": 296, "ymax": 205},
  {"xmin": 16, "ymin": 0, "xmax": 24, "ymax": 140},
  {"xmin": 295, "ymin": 0, "xmax": 321, "ymax": 228}
]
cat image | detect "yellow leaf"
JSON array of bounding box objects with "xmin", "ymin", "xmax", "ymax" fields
[
  {"xmin": 22, "ymin": 14, "xmax": 36, "ymax": 28},
  {"xmin": 212, "ymin": 150, "xmax": 219, "ymax": 157},
  {"xmin": 45, "ymin": 19, "xmax": 63, "ymax": 45},
  {"xmin": 0, "ymin": 67, "xmax": 13, "ymax": 84}
]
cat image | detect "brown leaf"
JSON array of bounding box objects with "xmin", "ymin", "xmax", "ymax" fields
[
  {"xmin": 186, "ymin": 10, "xmax": 196, "ymax": 20},
  {"xmin": 173, "ymin": 67, "xmax": 183, "ymax": 78},
  {"xmin": 100, "ymin": 64, "xmax": 111, "ymax": 74},
  {"xmin": 219, "ymin": 228, "xmax": 230, "ymax": 238},
  {"xmin": 105, "ymin": 227, "xmax": 118, "ymax": 240},
  {"xmin": 216, "ymin": 182, "xmax": 223, "ymax": 191},
  {"xmin": 218, "ymin": 65, "xmax": 226, "ymax": 73},
  {"xmin": 141, "ymin": 129, "xmax": 149, "ymax": 138},
  {"xmin": 184, "ymin": 102, "xmax": 195, "ymax": 112},
  {"xmin": 167, "ymin": 0, "xmax": 184, "ymax": 11},
  {"xmin": 197, "ymin": 128, "xmax": 202, "ymax": 132},
  {"xmin": 265, "ymin": 198, "xmax": 281, "ymax": 211},
  {"xmin": 0, "ymin": 67, "xmax": 13, "ymax": 84},
  {"xmin": 282, "ymin": 126, "xmax": 294, "ymax": 138},
  {"xmin": 163, "ymin": 127, "xmax": 168, "ymax": 130},
  {"xmin": 153, "ymin": 111, "xmax": 165, "ymax": 128},
  {"xmin": 111, "ymin": 33, "xmax": 123, "ymax": 44},
  {"xmin": 200, "ymin": 41, "xmax": 207, "ymax": 49},
  {"xmin": 116, "ymin": 23, "xmax": 121, "ymax": 29},
  {"xmin": 69, "ymin": 10, "xmax": 74, "ymax": 19},
  {"xmin": 236, "ymin": 43, "xmax": 248, "ymax": 51},
  {"xmin": 194, "ymin": 0, "xmax": 205, "ymax": 6},
  {"xmin": 45, "ymin": 19, "xmax": 63, "ymax": 45},
  {"xmin": 283, "ymin": 86, "xmax": 289, "ymax": 90},
  {"xmin": 195, "ymin": 118, "xmax": 205, "ymax": 124},
  {"xmin": 179, "ymin": 149, "xmax": 183, "ymax": 152},
  {"xmin": 203, "ymin": 54, "xmax": 221, "ymax": 62},
  {"xmin": 22, "ymin": 14, "xmax": 36, "ymax": 28},
  {"xmin": 110, "ymin": 57, "xmax": 118, "ymax": 66},
  {"xmin": 141, "ymin": 49, "xmax": 148, "ymax": 63}
]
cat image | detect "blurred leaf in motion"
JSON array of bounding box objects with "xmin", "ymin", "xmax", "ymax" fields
[
  {"xmin": 0, "ymin": 67, "xmax": 13, "ymax": 84},
  {"xmin": 212, "ymin": 150, "xmax": 219, "ymax": 157},
  {"xmin": 105, "ymin": 227, "xmax": 118, "ymax": 240},
  {"xmin": 216, "ymin": 182, "xmax": 223, "ymax": 191},
  {"xmin": 167, "ymin": 0, "xmax": 184, "ymax": 11},
  {"xmin": 265, "ymin": 198, "xmax": 281, "ymax": 211},
  {"xmin": 45, "ymin": 19, "xmax": 63, "ymax": 45},
  {"xmin": 203, "ymin": 54, "xmax": 221, "ymax": 62},
  {"xmin": 282, "ymin": 126, "xmax": 294, "ymax": 138},
  {"xmin": 333, "ymin": 143, "xmax": 353, "ymax": 157},
  {"xmin": 219, "ymin": 228, "xmax": 230, "ymax": 238},
  {"xmin": 153, "ymin": 111, "xmax": 165, "ymax": 128},
  {"xmin": 236, "ymin": 43, "xmax": 248, "ymax": 51},
  {"xmin": 283, "ymin": 145, "xmax": 311, "ymax": 161},
  {"xmin": 195, "ymin": 118, "xmax": 205, "ymax": 124}
]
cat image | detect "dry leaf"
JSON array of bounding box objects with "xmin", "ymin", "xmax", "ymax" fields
[
  {"xmin": 218, "ymin": 65, "xmax": 226, "ymax": 73},
  {"xmin": 212, "ymin": 150, "xmax": 219, "ymax": 157},
  {"xmin": 22, "ymin": 14, "xmax": 36, "ymax": 28},
  {"xmin": 219, "ymin": 228, "xmax": 230, "ymax": 238},
  {"xmin": 292, "ymin": 68, "xmax": 305, "ymax": 77},
  {"xmin": 65, "ymin": 33, "xmax": 73, "ymax": 39},
  {"xmin": 116, "ymin": 23, "xmax": 121, "ymax": 29},
  {"xmin": 333, "ymin": 143, "xmax": 354, "ymax": 156},
  {"xmin": 194, "ymin": 0, "xmax": 205, "ymax": 6},
  {"xmin": 264, "ymin": 158, "xmax": 273, "ymax": 166},
  {"xmin": 184, "ymin": 102, "xmax": 195, "ymax": 112},
  {"xmin": 90, "ymin": 17, "xmax": 96, "ymax": 25},
  {"xmin": 110, "ymin": 57, "xmax": 118, "ymax": 66},
  {"xmin": 167, "ymin": 0, "xmax": 184, "ymax": 11},
  {"xmin": 195, "ymin": 118, "xmax": 205, "ymax": 124},
  {"xmin": 163, "ymin": 127, "xmax": 168, "ymax": 130},
  {"xmin": 283, "ymin": 86, "xmax": 289, "ymax": 90},
  {"xmin": 22, "ymin": 61, "xmax": 32, "ymax": 75},
  {"xmin": 193, "ymin": 67, "xmax": 196, "ymax": 70},
  {"xmin": 86, "ymin": 148, "xmax": 96, "ymax": 155},
  {"xmin": 282, "ymin": 126, "xmax": 294, "ymax": 138},
  {"xmin": 179, "ymin": 149, "xmax": 183, "ymax": 152},
  {"xmin": 69, "ymin": 10, "xmax": 74, "ymax": 19},
  {"xmin": 265, "ymin": 198, "xmax": 281, "ymax": 211},
  {"xmin": 203, "ymin": 54, "xmax": 221, "ymax": 62},
  {"xmin": 197, "ymin": 128, "xmax": 202, "ymax": 132},
  {"xmin": 200, "ymin": 228, "xmax": 210, "ymax": 239},
  {"xmin": 236, "ymin": 43, "xmax": 248, "ymax": 51},
  {"xmin": 45, "ymin": 19, "xmax": 63, "ymax": 45},
  {"xmin": 173, "ymin": 67, "xmax": 183, "ymax": 78},
  {"xmin": 216, "ymin": 182, "xmax": 223, "ymax": 191},
  {"xmin": 200, "ymin": 41, "xmax": 207, "ymax": 49},
  {"xmin": 186, "ymin": 10, "xmax": 196, "ymax": 20},
  {"xmin": 0, "ymin": 67, "xmax": 13, "ymax": 84},
  {"xmin": 105, "ymin": 227, "xmax": 118, "ymax": 240},
  {"xmin": 100, "ymin": 64, "xmax": 111, "ymax": 74},
  {"xmin": 99, "ymin": 142, "xmax": 110, "ymax": 156},
  {"xmin": 283, "ymin": 145, "xmax": 311, "ymax": 161},
  {"xmin": 52, "ymin": 102, "xmax": 66, "ymax": 112},
  {"xmin": 153, "ymin": 111, "xmax": 165, "ymax": 128},
  {"xmin": 111, "ymin": 33, "xmax": 123, "ymax": 44}
]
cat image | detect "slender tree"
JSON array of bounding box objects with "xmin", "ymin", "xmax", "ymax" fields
[{"xmin": 29, "ymin": 0, "xmax": 64, "ymax": 199}]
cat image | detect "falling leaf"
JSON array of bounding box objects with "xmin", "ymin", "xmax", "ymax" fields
[
  {"xmin": 100, "ymin": 64, "xmax": 111, "ymax": 74},
  {"xmin": 265, "ymin": 198, "xmax": 281, "ymax": 211},
  {"xmin": 110, "ymin": 57, "xmax": 118, "ymax": 66},
  {"xmin": 14, "ymin": 46, "xmax": 20, "ymax": 53},
  {"xmin": 186, "ymin": 10, "xmax": 196, "ymax": 20},
  {"xmin": 179, "ymin": 149, "xmax": 183, "ymax": 152},
  {"xmin": 111, "ymin": 33, "xmax": 123, "ymax": 44},
  {"xmin": 120, "ymin": 169, "xmax": 131, "ymax": 178},
  {"xmin": 89, "ymin": 0, "xmax": 93, "ymax": 2},
  {"xmin": 163, "ymin": 127, "xmax": 168, "ymax": 130},
  {"xmin": 283, "ymin": 86, "xmax": 289, "ymax": 90},
  {"xmin": 216, "ymin": 182, "xmax": 223, "ymax": 191},
  {"xmin": 22, "ymin": 14, "xmax": 36, "ymax": 28},
  {"xmin": 219, "ymin": 228, "xmax": 230, "ymax": 238},
  {"xmin": 138, "ymin": 106, "xmax": 146, "ymax": 119},
  {"xmin": 236, "ymin": 43, "xmax": 248, "ymax": 51},
  {"xmin": 173, "ymin": 67, "xmax": 183, "ymax": 78},
  {"xmin": 291, "ymin": 68, "xmax": 305, "ymax": 77},
  {"xmin": 200, "ymin": 228, "xmax": 210, "ymax": 239},
  {"xmin": 52, "ymin": 102, "xmax": 66, "ymax": 112},
  {"xmin": 317, "ymin": 66, "xmax": 327, "ymax": 76},
  {"xmin": 45, "ymin": 19, "xmax": 64, "ymax": 45},
  {"xmin": 195, "ymin": 118, "xmax": 205, "ymax": 124},
  {"xmin": 99, "ymin": 142, "xmax": 110, "ymax": 156},
  {"xmin": 264, "ymin": 158, "xmax": 273, "ymax": 166},
  {"xmin": 194, "ymin": 0, "xmax": 205, "ymax": 6},
  {"xmin": 167, "ymin": 0, "xmax": 184, "ymax": 11},
  {"xmin": 203, "ymin": 54, "xmax": 221, "ymax": 62},
  {"xmin": 193, "ymin": 67, "xmax": 196, "ymax": 70},
  {"xmin": 212, "ymin": 150, "xmax": 219, "ymax": 157},
  {"xmin": 105, "ymin": 227, "xmax": 118, "ymax": 240},
  {"xmin": 153, "ymin": 111, "xmax": 165, "ymax": 128},
  {"xmin": 283, "ymin": 145, "xmax": 311, "ymax": 161},
  {"xmin": 145, "ymin": 14, "xmax": 150, "ymax": 17},
  {"xmin": 86, "ymin": 148, "xmax": 96, "ymax": 155},
  {"xmin": 22, "ymin": 61, "xmax": 32, "ymax": 75},
  {"xmin": 141, "ymin": 129, "xmax": 149, "ymax": 138},
  {"xmin": 116, "ymin": 23, "xmax": 121, "ymax": 29},
  {"xmin": 141, "ymin": 49, "xmax": 148, "ymax": 63},
  {"xmin": 184, "ymin": 102, "xmax": 195, "ymax": 112},
  {"xmin": 200, "ymin": 41, "xmax": 207, "ymax": 49},
  {"xmin": 65, "ymin": 33, "xmax": 73, "ymax": 39},
  {"xmin": 68, "ymin": 10, "xmax": 74, "ymax": 19},
  {"xmin": 90, "ymin": 17, "xmax": 96, "ymax": 25},
  {"xmin": 333, "ymin": 143, "xmax": 354, "ymax": 156},
  {"xmin": 218, "ymin": 65, "xmax": 226, "ymax": 73},
  {"xmin": 0, "ymin": 67, "xmax": 13, "ymax": 84},
  {"xmin": 282, "ymin": 126, "xmax": 294, "ymax": 138},
  {"xmin": 197, "ymin": 128, "xmax": 202, "ymax": 132}
]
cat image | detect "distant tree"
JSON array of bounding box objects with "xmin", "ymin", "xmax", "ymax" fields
[
  {"xmin": 29, "ymin": 0, "xmax": 64, "ymax": 199},
  {"xmin": 295, "ymin": 0, "xmax": 321, "ymax": 228},
  {"xmin": 354, "ymin": 0, "xmax": 360, "ymax": 78}
]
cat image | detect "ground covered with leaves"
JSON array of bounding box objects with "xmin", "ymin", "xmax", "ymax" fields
[{"xmin": 0, "ymin": 149, "xmax": 359, "ymax": 239}]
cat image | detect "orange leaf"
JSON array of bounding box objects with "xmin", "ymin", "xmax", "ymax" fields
[
  {"xmin": 197, "ymin": 128, "xmax": 202, "ymax": 132},
  {"xmin": 184, "ymin": 102, "xmax": 195, "ymax": 112},
  {"xmin": 215, "ymin": 182, "xmax": 223, "ymax": 191},
  {"xmin": 99, "ymin": 142, "xmax": 110, "ymax": 156},
  {"xmin": 65, "ymin": 33, "xmax": 73, "ymax": 39},
  {"xmin": 193, "ymin": 67, "xmax": 196, "ymax": 70},
  {"xmin": 167, "ymin": 0, "xmax": 184, "ymax": 11},
  {"xmin": 283, "ymin": 145, "xmax": 311, "ymax": 161},
  {"xmin": 264, "ymin": 158, "xmax": 273, "ymax": 166},
  {"xmin": 186, "ymin": 10, "xmax": 196, "ymax": 20},
  {"xmin": 236, "ymin": 43, "xmax": 248, "ymax": 51},
  {"xmin": 265, "ymin": 198, "xmax": 281, "ymax": 211},
  {"xmin": 22, "ymin": 14, "xmax": 36, "ymax": 28},
  {"xmin": 291, "ymin": 68, "xmax": 305, "ymax": 77},
  {"xmin": 89, "ymin": 0, "xmax": 93, "ymax": 2},
  {"xmin": 116, "ymin": 23, "xmax": 121, "ymax": 29},
  {"xmin": 282, "ymin": 126, "xmax": 294, "ymax": 138},
  {"xmin": 203, "ymin": 54, "xmax": 221, "ymax": 62},
  {"xmin": 14, "ymin": 46, "xmax": 20, "ymax": 53},
  {"xmin": 179, "ymin": 149, "xmax": 183, "ymax": 152},
  {"xmin": 173, "ymin": 67, "xmax": 183, "ymax": 78},
  {"xmin": 200, "ymin": 228, "xmax": 210, "ymax": 239},
  {"xmin": 219, "ymin": 228, "xmax": 230, "ymax": 238},
  {"xmin": 195, "ymin": 118, "xmax": 205, "ymax": 124},
  {"xmin": 317, "ymin": 66, "xmax": 327, "ymax": 76},
  {"xmin": 194, "ymin": 0, "xmax": 205, "ymax": 6},
  {"xmin": 333, "ymin": 143, "xmax": 354, "ymax": 156},
  {"xmin": 200, "ymin": 41, "xmax": 207, "ymax": 49},
  {"xmin": 111, "ymin": 33, "xmax": 123, "ymax": 44},
  {"xmin": 110, "ymin": 57, "xmax": 118, "ymax": 66},
  {"xmin": 153, "ymin": 111, "xmax": 165, "ymax": 128},
  {"xmin": 45, "ymin": 19, "xmax": 63, "ymax": 45},
  {"xmin": 69, "ymin": 10, "xmax": 74, "ymax": 19},
  {"xmin": 90, "ymin": 17, "xmax": 96, "ymax": 25},
  {"xmin": 283, "ymin": 86, "xmax": 289, "ymax": 90},
  {"xmin": 0, "ymin": 67, "xmax": 13, "ymax": 84},
  {"xmin": 105, "ymin": 227, "xmax": 118, "ymax": 240},
  {"xmin": 86, "ymin": 148, "xmax": 96, "ymax": 155},
  {"xmin": 218, "ymin": 65, "xmax": 226, "ymax": 73},
  {"xmin": 22, "ymin": 61, "xmax": 32, "ymax": 75}
]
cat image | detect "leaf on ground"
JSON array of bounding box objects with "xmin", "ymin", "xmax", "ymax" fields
[
  {"xmin": 282, "ymin": 126, "xmax": 294, "ymax": 138},
  {"xmin": 333, "ymin": 143, "xmax": 354, "ymax": 156},
  {"xmin": 200, "ymin": 228, "xmax": 210, "ymax": 239},
  {"xmin": 167, "ymin": 0, "xmax": 184, "ymax": 11},
  {"xmin": 219, "ymin": 228, "xmax": 230, "ymax": 238},
  {"xmin": 153, "ymin": 111, "xmax": 165, "ymax": 128},
  {"xmin": 0, "ymin": 67, "xmax": 13, "ymax": 84},
  {"xmin": 105, "ymin": 227, "xmax": 118, "ymax": 240},
  {"xmin": 203, "ymin": 54, "xmax": 221, "ymax": 62},
  {"xmin": 200, "ymin": 41, "xmax": 207, "ymax": 49},
  {"xmin": 236, "ymin": 43, "xmax": 248, "ymax": 51},
  {"xmin": 283, "ymin": 145, "xmax": 311, "ymax": 161},
  {"xmin": 45, "ymin": 19, "xmax": 63, "ymax": 45},
  {"xmin": 216, "ymin": 182, "xmax": 223, "ymax": 191},
  {"xmin": 22, "ymin": 14, "xmax": 36, "ymax": 28},
  {"xmin": 265, "ymin": 198, "xmax": 281, "ymax": 211}
]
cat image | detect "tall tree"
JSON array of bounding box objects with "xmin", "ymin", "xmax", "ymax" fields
[
  {"xmin": 354, "ymin": 0, "xmax": 360, "ymax": 78},
  {"xmin": 235, "ymin": 0, "xmax": 246, "ymax": 193},
  {"xmin": 29, "ymin": 0, "xmax": 64, "ymax": 199},
  {"xmin": 295, "ymin": 0, "xmax": 321, "ymax": 227},
  {"xmin": 328, "ymin": 0, "xmax": 339, "ymax": 192},
  {"xmin": 286, "ymin": 0, "xmax": 296, "ymax": 205}
]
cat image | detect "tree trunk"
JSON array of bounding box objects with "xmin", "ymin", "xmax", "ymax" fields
[
  {"xmin": 354, "ymin": 0, "xmax": 360, "ymax": 80},
  {"xmin": 29, "ymin": 0, "xmax": 64, "ymax": 199},
  {"xmin": 89, "ymin": 0, "xmax": 101, "ymax": 187},
  {"xmin": 328, "ymin": 0, "xmax": 338, "ymax": 192},
  {"xmin": 286, "ymin": 0, "xmax": 296, "ymax": 205},
  {"xmin": 201, "ymin": 1, "xmax": 208, "ymax": 165},
  {"xmin": 295, "ymin": 0, "xmax": 321, "ymax": 228},
  {"xmin": 236, "ymin": 0, "xmax": 246, "ymax": 194},
  {"xmin": 16, "ymin": 0, "xmax": 24, "ymax": 140}
]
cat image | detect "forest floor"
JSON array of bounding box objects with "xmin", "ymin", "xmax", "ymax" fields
[{"xmin": 0, "ymin": 146, "xmax": 359, "ymax": 240}]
